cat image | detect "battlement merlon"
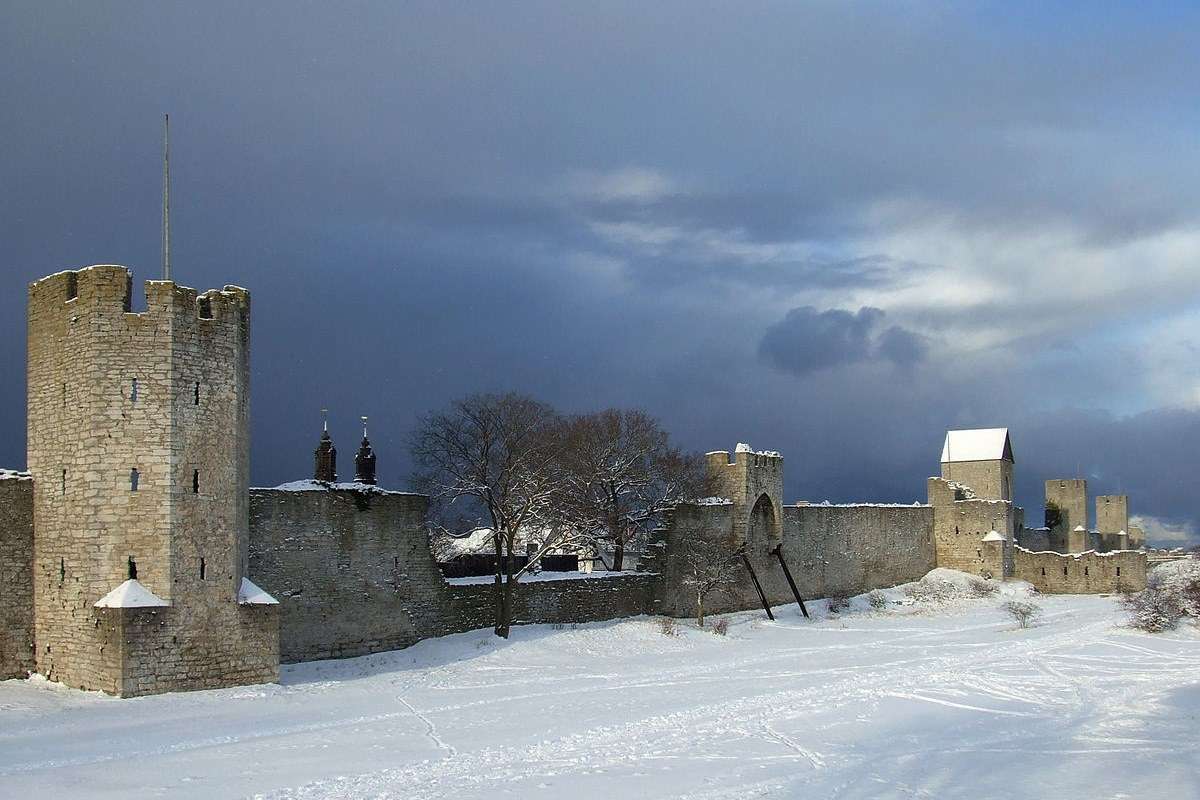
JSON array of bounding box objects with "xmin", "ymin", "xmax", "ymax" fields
[
  {"xmin": 706, "ymin": 445, "xmax": 784, "ymax": 471},
  {"xmin": 28, "ymin": 265, "xmax": 249, "ymax": 326}
]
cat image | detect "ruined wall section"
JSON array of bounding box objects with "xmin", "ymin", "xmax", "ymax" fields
[
  {"xmin": 928, "ymin": 477, "xmax": 1015, "ymax": 579},
  {"xmin": 0, "ymin": 473, "xmax": 34, "ymax": 679},
  {"xmin": 1013, "ymin": 547, "xmax": 1146, "ymax": 593}
]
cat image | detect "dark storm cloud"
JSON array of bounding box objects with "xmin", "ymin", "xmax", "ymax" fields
[
  {"xmin": 2, "ymin": 1, "xmax": 1200, "ymax": 546},
  {"xmin": 759, "ymin": 307, "xmax": 927, "ymax": 375}
]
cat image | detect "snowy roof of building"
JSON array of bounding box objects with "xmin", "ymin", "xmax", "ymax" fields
[
  {"xmin": 94, "ymin": 579, "xmax": 169, "ymax": 608},
  {"xmin": 940, "ymin": 428, "xmax": 1013, "ymax": 464},
  {"xmin": 238, "ymin": 577, "xmax": 278, "ymax": 605},
  {"xmin": 982, "ymin": 530, "xmax": 1005, "ymax": 542}
]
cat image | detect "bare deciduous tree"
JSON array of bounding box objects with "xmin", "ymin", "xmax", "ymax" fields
[
  {"xmin": 557, "ymin": 409, "xmax": 706, "ymax": 571},
  {"xmin": 410, "ymin": 392, "xmax": 577, "ymax": 638},
  {"xmin": 1003, "ymin": 600, "xmax": 1042, "ymax": 629},
  {"xmin": 680, "ymin": 537, "xmax": 740, "ymax": 628}
]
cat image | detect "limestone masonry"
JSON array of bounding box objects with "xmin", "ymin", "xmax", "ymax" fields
[{"xmin": 0, "ymin": 265, "xmax": 1149, "ymax": 696}]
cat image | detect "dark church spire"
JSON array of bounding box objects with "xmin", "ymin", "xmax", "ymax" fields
[
  {"xmin": 354, "ymin": 415, "xmax": 377, "ymax": 485},
  {"xmin": 314, "ymin": 408, "xmax": 337, "ymax": 482}
]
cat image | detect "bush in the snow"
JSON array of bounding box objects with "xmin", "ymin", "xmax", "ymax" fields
[
  {"xmin": 827, "ymin": 594, "xmax": 850, "ymax": 614},
  {"xmin": 656, "ymin": 616, "xmax": 680, "ymax": 637},
  {"xmin": 868, "ymin": 590, "xmax": 887, "ymax": 610},
  {"xmin": 711, "ymin": 617, "xmax": 730, "ymax": 636},
  {"xmin": 904, "ymin": 579, "xmax": 957, "ymax": 603},
  {"xmin": 1122, "ymin": 560, "xmax": 1200, "ymax": 633},
  {"xmin": 1003, "ymin": 600, "xmax": 1042, "ymax": 629},
  {"xmin": 1122, "ymin": 586, "xmax": 1183, "ymax": 633},
  {"xmin": 968, "ymin": 576, "xmax": 999, "ymax": 597}
]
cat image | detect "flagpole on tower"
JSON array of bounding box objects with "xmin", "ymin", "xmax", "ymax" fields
[{"xmin": 162, "ymin": 113, "xmax": 171, "ymax": 281}]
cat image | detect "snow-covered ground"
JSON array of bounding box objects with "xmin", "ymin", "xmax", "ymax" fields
[{"xmin": 2, "ymin": 572, "xmax": 1198, "ymax": 800}]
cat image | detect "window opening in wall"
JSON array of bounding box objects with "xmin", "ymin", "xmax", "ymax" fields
[
  {"xmin": 62, "ymin": 383, "xmax": 66, "ymax": 407},
  {"xmin": 130, "ymin": 468, "xmax": 140, "ymax": 491},
  {"xmin": 66, "ymin": 272, "xmax": 78, "ymax": 299},
  {"xmin": 61, "ymin": 468, "xmax": 66, "ymax": 495},
  {"xmin": 128, "ymin": 557, "xmax": 137, "ymax": 580},
  {"xmin": 130, "ymin": 378, "xmax": 138, "ymax": 403},
  {"xmin": 1041, "ymin": 567, "xmax": 1046, "ymax": 576},
  {"xmin": 976, "ymin": 549, "xmax": 981, "ymax": 558},
  {"xmin": 1117, "ymin": 567, "xmax": 1121, "ymax": 577},
  {"xmin": 194, "ymin": 381, "xmax": 201, "ymax": 405},
  {"xmin": 192, "ymin": 469, "xmax": 199, "ymax": 493},
  {"xmin": 1063, "ymin": 566, "xmax": 1068, "ymax": 576},
  {"xmin": 59, "ymin": 558, "xmax": 65, "ymax": 582},
  {"xmin": 1084, "ymin": 567, "xmax": 1089, "ymax": 576},
  {"xmin": 198, "ymin": 297, "xmax": 213, "ymax": 319},
  {"xmin": 200, "ymin": 558, "xmax": 206, "ymax": 580}
]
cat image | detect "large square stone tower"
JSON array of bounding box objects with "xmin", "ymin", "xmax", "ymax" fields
[
  {"xmin": 27, "ymin": 265, "xmax": 278, "ymax": 696},
  {"xmin": 939, "ymin": 428, "xmax": 1014, "ymax": 502},
  {"xmin": 1045, "ymin": 479, "xmax": 1088, "ymax": 549}
]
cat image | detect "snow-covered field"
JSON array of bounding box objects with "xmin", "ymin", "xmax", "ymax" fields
[{"xmin": 2, "ymin": 572, "xmax": 1198, "ymax": 800}]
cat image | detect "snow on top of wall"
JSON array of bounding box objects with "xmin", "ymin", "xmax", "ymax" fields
[
  {"xmin": 238, "ymin": 578, "xmax": 278, "ymax": 605},
  {"xmin": 254, "ymin": 479, "xmax": 419, "ymax": 496},
  {"xmin": 696, "ymin": 497, "xmax": 733, "ymax": 506},
  {"xmin": 0, "ymin": 468, "xmax": 31, "ymax": 481},
  {"xmin": 940, "ymin": 428, "xmax": 1012, "ymax": 463},
  {"xmin": 94, "ymin": 579, "xmax": 169, "ymax": 608},
  {"xmin": 732, "ymin": 443, "xmax": 781, "ymax": 457},
  {"xmin": 1015, "ymin": 545, "xmax": 1137, "ymax": 558},
  {"xmin": 799, "ymin": 500, "xmax": 928, "ymax": 508}
]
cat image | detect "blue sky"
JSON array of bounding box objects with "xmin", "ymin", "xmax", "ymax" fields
[{"xmin": 2, "ymin": 2, "xmax": 1198, "ymax": 544}]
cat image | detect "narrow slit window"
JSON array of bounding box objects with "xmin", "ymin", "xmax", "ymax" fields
[
  {"xmin": 61, "ymin": 469, "xmax": 66, "ymax": 495},
  {"xmin": 1063, "ymin": 566, "xmax": 1068, "ymax": 576},
  {"xmin": 194, "ymin": 382, "xmax": 201, "ymax": 405},
  {"xmin": 199, "ymin": 558, "xmax": 206, "ymax": 580},
  {"xmin": 62, "ymin": 383, "xmax": 66, "ymax": 407},
  {"xmin": 127, "ymin": 556, "xmax": 137, "ymax": 580},
  {"xmin": 130, "ymin": 378, "xmax": 138, "ymax": 403},
  {"xmin": 66, "ymin": 272, "xmax": 78, "ymax": 299},
  {"xmin": 130, "ymin": 468, "xmax": 140, "ymax": 491},
  {"xmin": 1116, "ymin": 567, "xmax": 1121, "ymax": 577},
  {"xmin": 1041, "ymin": 567, "xmax": 1046, "ymax": 576},
  {"xmin": 192, "ymin": 469, "xmax": 199, "ymax": 494},
  {"xmin": 59, "ymin": 558, "xmax": 65, "ymax": 582},
  {"xmin": 198, "ymin": 297, "xmax": 213, "ymax": 319},
  {"xmin": 1084, "ymin": 567, "xmax": 1089, "ymax": 576}
]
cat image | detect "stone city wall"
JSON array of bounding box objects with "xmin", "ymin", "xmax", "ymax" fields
[
  {"xmin": 649, "ymin": 500, "xmax": 937, "ymax": 618},
  {"xmin": 248, "ymin": 486, "xmax": 658, "ymax": 663},
  {"xmin": 1012, "ymin": 547, "xmax": 1146, "ymax": 594},
  {"xmin": 0, "ymin": 474, "xmax": 35, "ymax": 679}
]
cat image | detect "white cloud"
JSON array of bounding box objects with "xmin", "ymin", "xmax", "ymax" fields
[
  {"xmin": 562, "ymin": 167, "xmax": 681, "ymax": 204},
  {"xmin": 1130, "ymin": 514, "xmax": 1196, "ymax": 547}
]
